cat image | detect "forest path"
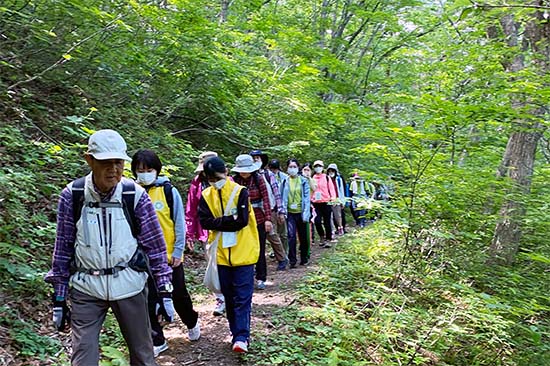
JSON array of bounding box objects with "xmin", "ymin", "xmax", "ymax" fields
[{"xmin": 156, "ymin": 238, "xmax": 335, "ymax": 366}]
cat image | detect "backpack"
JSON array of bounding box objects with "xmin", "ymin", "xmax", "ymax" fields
[
  {"xmin": 71, "ymin": 178, "xmax": 174, "ymax": 238},
  {"xmin": 261, "ymin": 171, "xmax": 276, "ymax": 210},
  {"xmin": 72, "ymin": 177, "xmax": 140, "ymax": 237},
  {"xmin": 71, "ymin": 177, "xmax": 152, "ymax": 275}
]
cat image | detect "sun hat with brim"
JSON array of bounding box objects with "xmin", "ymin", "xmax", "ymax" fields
[
  {"xmin": 231, "ymin": 154, "xmax": 262, "ymax": 173},
  {"xmin": 313, "ymin": 160, "xmax": 324, "ymax": 167},
  {"xmin": 327, "ymin": 163, "xmax": 338, "ymax": 172},
  {"xmin": 195, "ymin": 151, "xmax": 218, "ymax": 173},
  {"xmin": 87, "ymin": 129, "xmax": 131, "ymax": 161}
]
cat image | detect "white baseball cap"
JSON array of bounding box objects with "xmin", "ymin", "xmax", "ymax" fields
[{"xmin": 87, "ymin": 129, "xmax": 131, "ymax": 161}]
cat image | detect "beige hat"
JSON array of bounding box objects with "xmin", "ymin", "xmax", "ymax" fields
[
  {"xmin": 313, "ymin": 160, "xmax": 324, "ymax": 167},
  {"xmin": 195, "ymin": 151, "xmax": 218, "ymax": 173},
  {"xmin": 87, "ymin": 129, "xmax": 131, "ymax": 161},
  {"xmin": 231, "ymin": 154, "xmax": 262, "ymax": 173}
]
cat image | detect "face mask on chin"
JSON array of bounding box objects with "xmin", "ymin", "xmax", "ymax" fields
[
  {"xmin": 302, "ymin": 170, "xmax": 311, "ymax": 178},
  {"xmin": 210, "ymin": 178, "xmax": 227, "ymax": 190},
  {"xmin": 328, "ymin": 172, "xmax": 336, "ymax": 178},
  {"xmin": 137, "ymin": 171, "xmax": 157, "ymax": 185},
  {"xmin": 314, "ymin": 167, "xmax": 323, "ymax": 174},
  {"xmin": 287, "ymin": 167, "xmax": 299, "ymax": 176}
]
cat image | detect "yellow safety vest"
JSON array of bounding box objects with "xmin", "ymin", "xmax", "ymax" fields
[
  {"xmin": 202, "ymin": 181, "xmax": 260, "ymax": 266},
  {"xmin": 148, "ymin": 185, "xmax": 176, "ymax": 262}
]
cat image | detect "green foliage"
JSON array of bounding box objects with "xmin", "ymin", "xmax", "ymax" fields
[
  {"xmin": 2, "ymin": 0, "xmax": 550, "ymax": 364},
  {"xmin": 2, "ymin": 305, "xmax": 66, "ymax": 362},
  {"xmin": 250, "ymin": 225, "xmax": 550, "ymax": 366}
]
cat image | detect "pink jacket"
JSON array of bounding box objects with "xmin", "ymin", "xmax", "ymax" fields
[
  {"xmin": 311, "ymin": 173, "xmax": 336, "ymax": 203},
  {"xmin": 185, "ymin": 175, "xmax": 208, "ymax": 242}
]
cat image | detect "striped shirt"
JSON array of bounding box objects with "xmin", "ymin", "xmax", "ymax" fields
[{"xmin": 44, "ymin": 181, "xmax": 173, "ymax": 299}]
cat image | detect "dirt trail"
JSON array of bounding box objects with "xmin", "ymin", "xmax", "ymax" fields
[{"xmin": 156, "ymin": 241, "xmax": 331, "ymax": 366}]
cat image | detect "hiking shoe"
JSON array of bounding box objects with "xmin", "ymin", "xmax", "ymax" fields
[
  {"xmin": 322, "ymin": 242, "xmax": 332, "ymax": 248},
  {"xmin": 188, "ymin": 318, "xmax": 201, "ymax": 341},
  {"xmin": 289, "ymin": 262, "xmax": 297, "ymax": 269},
  {"xmin": 153, "ymin": 341, "xmax": 168, "ymax": 358},
  {"xmin": 277, "ymin": 259, "xmax": 288, "ymax": 271},
  {"xmin": 232, "ymin": 340, "xmax": 248, "ymax": 353},
  {"xmin": 256, "ymin": 280, "xmax": 266, "ymax": 290},
  {"xmin": 213, "ymin": 298, "xmax": 225, "ymax": 316},
  {"xmin": 269, "ymin": 252, "xmax": 275, "ymax": 259},
  {"xmin": 300, "ymin": 259, "xmax": 309, "ymax": 266}
]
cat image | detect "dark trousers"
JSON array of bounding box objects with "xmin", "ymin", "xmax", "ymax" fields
[
  {"xmin": 255, "ymin": 224, "xmax": 267, "ymax": 281},
  {"xmin": 70, "ymin": 287, "xmax": 156, "ymax": 366},
  {"xmin": 353, "ymin": 209, "xmax": 367, "ymax": 226},
  {"xmin": 287, "ymin": 213, "xmax": 309, "ymax": 265},
  {"xmin": 313, "ymin": 202, "xmax": 333, "ymax": 241},
  {"xmin": 218, "ymin": 264, "xmax": 254, "ymax": 343},
  {"xmin": 148, "ymin": 264, "xmax": 198, "ymax": 346}
]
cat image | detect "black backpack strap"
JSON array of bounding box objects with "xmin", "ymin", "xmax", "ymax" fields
[
  {"xmin": 72, "ymin": 177, "xmax": 86, "ymax": 224},
  {"xmin": 162, "ymin": 181, "xmax": 174, "ymax": 222},
  {"xmin": 121, "ymin": 180, "xmax": 140, "ymax": 238}
]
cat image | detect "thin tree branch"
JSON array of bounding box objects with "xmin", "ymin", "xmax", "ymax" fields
[
  {"xmin": 474, "ymin": 2, "xmax": 550, "ymax": 10},
  {"xmin": 7, "ymin": 17, "xmax": 121, "ymax": 90}
]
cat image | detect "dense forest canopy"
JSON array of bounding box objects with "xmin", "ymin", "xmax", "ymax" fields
[{"xmin": 1, "ymin": 0, "xmax": 549, "ymax": 365}]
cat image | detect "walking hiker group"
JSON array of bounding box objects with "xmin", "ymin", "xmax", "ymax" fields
[{"xmin": 45, "ymin": 129, "xmax": 390, "ymax": 365}]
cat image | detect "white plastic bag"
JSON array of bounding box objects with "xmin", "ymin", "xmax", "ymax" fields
[{"xmin": 203, "ymin": 234, "xmax": 222, "ymax": 293}]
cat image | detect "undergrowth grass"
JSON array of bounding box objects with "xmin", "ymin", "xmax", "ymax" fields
[{"xmin": 250, "ymin": 222, "xmax": 550, "ymax": 366}]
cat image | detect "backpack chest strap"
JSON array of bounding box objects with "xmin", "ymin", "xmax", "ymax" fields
[{"xmin": 86, "ymin": 201, "xmax": 123, "ymax": 209}]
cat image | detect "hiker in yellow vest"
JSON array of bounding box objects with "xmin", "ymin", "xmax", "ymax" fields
[
  {"xmin": 198, "ymin": 157, "xmax": 259, "ymax": 353},
  {"xmin": 131, "ymin": 149, "xmax": 200, "ymax": 358}
]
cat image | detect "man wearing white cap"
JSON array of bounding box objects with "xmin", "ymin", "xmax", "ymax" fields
[{"xmin": 45, "ymin": 129, "xmax": 174, "ymax": 365}]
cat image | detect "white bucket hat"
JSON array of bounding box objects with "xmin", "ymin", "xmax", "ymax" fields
[
  {"xmin": 231, "ymin": 154, "xmax": 262, "ymax": 173},
  {"xmin": 87, "ymin": 129, "xmax": 131, "ymax": 161}
]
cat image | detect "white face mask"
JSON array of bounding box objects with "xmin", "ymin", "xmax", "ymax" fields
[
  {"xmin": 302, "ymin": 170, "xmax": 311, "ymax": 178},
  {"xmin": 314, "ymin": 167, "xmax": 323, "ymax": 174},
  {"xmin": 210, "ymin": 178, "xmax": 227, "ymax": 190},
  {"xmin": 328, "ymin": 172, "xmax": 336, "ymax": 178},
  {"xmin": 287, "ymin": 167, "xmax": 299, "ymax": 176},
  {"xmin": 137, "ymin": 171, "xmax": 157, "ymax": 185}
]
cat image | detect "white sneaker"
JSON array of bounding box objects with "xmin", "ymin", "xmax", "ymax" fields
[
  {"xmin": 153, "ymin": 341, "xmax": 168, "ymax": 358},
  {"xmin": 188, "ymin": 318, "xmax": 201, "ymax": 341},
  {"xmin": 232, "ymin": 340, "xmax": 248, "ymax": 353},
  {"xmin": 213, "ymin": 298, "xmax": 225, "ymax": 316}
]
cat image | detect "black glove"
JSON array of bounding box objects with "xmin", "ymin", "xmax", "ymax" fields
[{"xmin": 52, "ymin": 297, "xmax": 71, "ymax": 332}]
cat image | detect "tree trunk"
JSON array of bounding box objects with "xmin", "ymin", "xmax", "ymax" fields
[
  {"xmin": 220, "ymin": 0, "xmax": 229, "ymax": 24},
  {"xmin": 489, "ymin": 130, "xmax": 542, "ymax": 264},
  {"xmin": 489, "ymin": 7, "xmax": 548, "ymax": 265}
]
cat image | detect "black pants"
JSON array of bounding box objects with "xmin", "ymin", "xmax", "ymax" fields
[
  {"xmin": 255, "ymin": 224, "xmax": 267, "ymax": 281},
  {"xmin": 148, "ymin": 264, "xmax": 198, "ymax": 346},
  {"xmin": 313, "ymin": 202, "xmax": 333, "ymax": 241},
  {"xmin": 287, "ymin": 212, "xmax": 309, "ymax": 265}
]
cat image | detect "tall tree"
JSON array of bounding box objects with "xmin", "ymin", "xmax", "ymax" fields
[{"xmin": 488, "ymin": 2, "xmax": 549, "ymax": 264}]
